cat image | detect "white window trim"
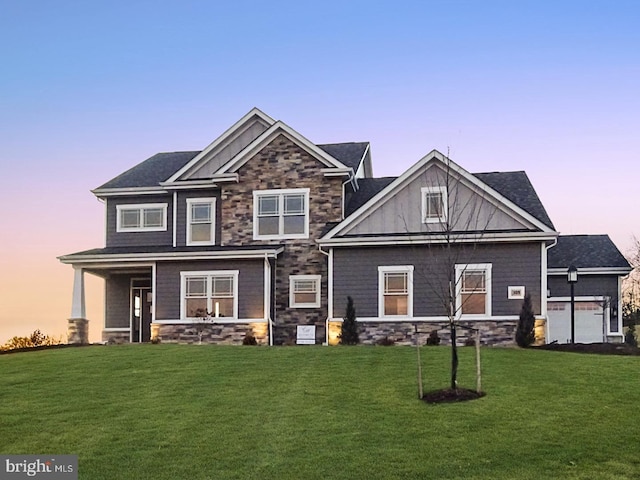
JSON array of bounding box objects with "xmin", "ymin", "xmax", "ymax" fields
[
  {"xmin": 186, "ymin": 197, "xmax": 216, "ymax": 246},
  {"xmin": 378, "ymin": 265, "xmax": 414, "ymax": 318},
  {"xmin": 455, "ymin": 263, "xmax": 492, "ymax": 319},
  {"xmin": 421, "ymin": 186, "xmax": 447, "ymax": 224},
  {"xmin": 253, "ymin": 188, "xmax": 310, "ymax": 240},
  {"xmin": 290, "ymin": 275, "xmax": 321, "ymax": 308},
  {"xmin": 116, "ymin": 203, "xmax": 168, "ymax": 232},
  {"xmin": 180, "ymin": 270, "xmax": 239, "ymax": 321}
]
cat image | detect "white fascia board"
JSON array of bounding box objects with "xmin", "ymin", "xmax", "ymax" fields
[
  {"xmin": 160, "ymin": 174, "xmax": 239, "ymax": 190},
  {"xmin": 58, "ymin": 248, "xmax": 284, "ymax": 265},
  {"xmin": 217, "ymin": 121, "xmax": 348, "ymax": 174},
  {"xmin": 92, "ymin": 187, "xmax": 167, "ymax": 197},
  {"xmin": 321, "ymin": 167, "xmax": 353, "ymax": 177},
  {"xmin": 547, "ymin": 267, "xmax": 632, "ymax": 275},
  {"xmin": 165, "ymin": 108, "xmax": 276, "ymax": 183},
  {"xmin": 323, "ymin": 149, "xmax": 555, "ymax": 240},
  {"xmin": 317, "ymin": 231, "xmax": 557, "ymax": 247}
]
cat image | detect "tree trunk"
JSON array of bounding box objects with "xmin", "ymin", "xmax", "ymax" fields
[{"xmin": 450, "ymin": 321, "xmax": 458, "ymax": 390}]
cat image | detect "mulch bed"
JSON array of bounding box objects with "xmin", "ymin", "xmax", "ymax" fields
[
  {"xmin": 535, "ymin": 342, "xmax": 640, "ymax": 356},
  {"xmin": 422, "ymin": 388, "xmax": 485, "ymax": 404}
]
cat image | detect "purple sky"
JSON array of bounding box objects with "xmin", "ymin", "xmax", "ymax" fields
[{"xmin": 1, "ymin": 1, "xmax": 638, "ymax": 342}]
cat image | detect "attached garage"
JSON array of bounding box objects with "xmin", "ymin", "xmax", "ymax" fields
[{"xmin": 547, "ymin": 300, "xmax": 608, "ymax": 344}]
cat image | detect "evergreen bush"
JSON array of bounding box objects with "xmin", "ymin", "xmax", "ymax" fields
[
  {"xmin": 339, "ymin": 296, "xmax": 359, "ymax": 345},
  {"xmin": 516, "ymin": 294, "xmax": 536, "ymax": 348}
]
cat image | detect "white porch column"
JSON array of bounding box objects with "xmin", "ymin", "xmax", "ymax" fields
[
  {"xmin": 68, "ymin": 266, "xmax": 89, "ymax": 344},
  {"xmin": 70, "ymin": 266, "xmax": 86, "ymax": 319}
]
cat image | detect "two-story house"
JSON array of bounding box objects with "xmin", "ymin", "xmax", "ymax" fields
[{"xmin": 59, "ymin": 108, "xmax": 631, "ymax": 346}]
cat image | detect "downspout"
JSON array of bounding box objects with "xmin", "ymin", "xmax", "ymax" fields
[
  {"xmin": 543, "ymin": 237, "xmax": 558, "ymax": 343},
  {"xmin": 265, "ymin": 253, "xmax": 274, "ymax": 347},
  {"xmin": 318, "ymin": 244, "xmax": 331, "ymax": 345}
]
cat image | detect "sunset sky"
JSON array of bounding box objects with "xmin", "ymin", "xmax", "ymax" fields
[{"xmin": 1, "ymin": 1, "xmax": 638, "ymax": 343}]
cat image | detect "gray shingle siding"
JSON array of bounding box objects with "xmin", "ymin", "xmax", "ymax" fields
[
  {"xmin": 175, "ymin": 189, "xmax": 222, "ymax": 247},
  {"xmin": 548, "ymin": 274, "xmax": 619, "ymax": 299},
  {"xmin": 155, "ymin": 260, "xmax": 265, "ymax": 321},
  {"xmin": 105, "ymin": 274, "xmax": 132, "ymax": 328},
  {"xmin": 105, "ymin": 195, "xmax": 173, "ymax": 248},
  {"xmin": 332, "ymin": 242, "xmax": 542, "ymax": 318}
]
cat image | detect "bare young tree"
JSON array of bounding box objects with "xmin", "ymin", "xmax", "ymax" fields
[{"xmin": 403, "ymin": 151, "xmax": 499, "ymax": 392}]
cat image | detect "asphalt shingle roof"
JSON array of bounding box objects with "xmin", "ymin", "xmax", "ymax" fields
[
  {"xmin": 96, "ymin": 151, "xmax": 201, "ymax": 190},
  {"xmin": 345, "ymin": 177, "xmax": 396, "ymax": 217},
  {"xmin": 473, "ymin": 171, "xmax": 555, "ymax": 229},
  {"xmin": 317, "ymin": 142, "xmax": 368, "ymax": 171},
  {"xmin": 548, "ymin": 235, "xmax": 631, "ymax": 270}
]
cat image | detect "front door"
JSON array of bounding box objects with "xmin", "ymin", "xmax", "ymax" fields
[{"xmin": 131, "ymin": 281, "xmax": 152, "ymax": 343}]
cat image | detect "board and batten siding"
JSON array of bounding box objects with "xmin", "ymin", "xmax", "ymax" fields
[
  {"xmin": 548, "ymin": 274, "xmax": 619, "ymax": 298},
  {"xmin": 105, "ymin": 274, "xmax": 132, "ymax": 328},
  {"xmin": 154, "ymin": 259, "xmax": 265, "ymax": 321},
  {"xmin": 105, "ymin": 195, "xmax": 173, "ymax": 248},
  {"xmin": 331, "ymin": 242, "xmax": 543, "ymax": 318},
  {"xmin": 343, "ymin": 164, "xmax": 528, "ymax": 236}
]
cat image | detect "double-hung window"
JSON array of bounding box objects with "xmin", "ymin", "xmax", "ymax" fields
[
  {"xmin": 290, "ymin": 275, "xmax": 321, "ymax": 308},
  {"xmin": 421, "ymin": 186, "xmax": 447, "ymax": 224},
  {"xmin": 456, "ymin": 264, "xmax": 492, "ymax": 317},
  {"xmin": 378, "ymin": 266, "xmax": 414, "ymax": 317},
  {"xmin": 116, "ymin": 203, "xmax": 167, "ymax": 232},
  {"xmin": 253, "ymin": 188, "xmax": 309, "ymax": 239},
  {"xmin": 181, "ymin": 271, "xmax": 238, "ymax": 320},
  {"xmin": 187, "ymin": 198, "xmax": 216, "ymax": 245}
]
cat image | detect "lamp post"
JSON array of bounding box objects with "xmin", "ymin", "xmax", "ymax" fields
[{"xmin": 567, "ymin": 265, "xmax": 578, "ymax": 343}]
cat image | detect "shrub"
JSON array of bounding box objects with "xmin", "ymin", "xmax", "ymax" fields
[
  {"xmin": 376, "ymin": 336, "xmax": 395, "ymax": 346},
  {"xmin": 339, "ymin": 296, "xmax": 359, "ymax": 345},
  {"xmin": 625, "ymin": 324, "xmax": 638, "ymax": 348},
  {"xmin": 243, "ymin": 334, "xmax": 258, "ymax": 346},
  {"xmin": 1, "ymin": 330, "xmax": 63, "ymax": 352},
  {"xmin": 516, "ymin": 294, "xmax": 536, "ymax": 348},
  {"xmin": 426, "ymin": 330, "xmax": 441, "ymax": 346}
]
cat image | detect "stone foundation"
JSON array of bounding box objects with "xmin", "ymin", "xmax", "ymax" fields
[
  {"xmin": 156, "ymin": 322, "xmax": 269, "ymax": 345},
  {"xmin": 353, "ymin": 320, "xmax": 519, "ymax": 346},
  {"xmin": 102, "ymin": 331, "xmax": 130, "ymax": 344},
  {"xmin": 67, "ymin": 318, "xmax": 89, "ymax": 344}
]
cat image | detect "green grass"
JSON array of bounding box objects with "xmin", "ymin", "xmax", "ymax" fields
[{"xmin": 1, "ymin": 345, "xmax": 639, "ymax": 479}]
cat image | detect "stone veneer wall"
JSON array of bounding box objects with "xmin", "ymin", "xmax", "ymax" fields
[
  {"xmin": 219, "ymin": 135, "xmax": 343, "ymax": 345},
  {"xmin": 156, "ymin": 322, "xmax": 268, "ymax": 345},
  {"xmin": 68, "ymin": 318, "xmax": 89, "ymax": 344},
  {"xmin": 332, "ymin": 320, "xmax": 520, "ymax": 346},
  {"xmin": 103, "ymin": 331, "xmax": 130, "ymax": 344}
]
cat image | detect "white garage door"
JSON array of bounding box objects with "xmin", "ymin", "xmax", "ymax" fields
[{"xmin": 547, "ymin": 301, "xmax": 606, "ymax": 344}]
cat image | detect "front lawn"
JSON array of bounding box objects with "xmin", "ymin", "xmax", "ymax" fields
[{"xmin": 1, "ymin": 345, "xmax": 639, "ymax": 479}]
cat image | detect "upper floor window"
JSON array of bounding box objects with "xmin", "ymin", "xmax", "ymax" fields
[
  {"xmin": 116, "ymin": 203, "xmax": 167, "ymax": 232},
  {"xmin": 187, "ymin": 198, "xmax": 216, "ymax": 245},
  {"xmin": 421, "ymin": 186, "xmax": 447, "ymax": 224},
  {"xmin": 456, "ymin": 263, "xmax": 492, "ymax": 317},
  {"xmin": 253, "ymin": 188, "xmax": 310, "ymax": 240},
  {"xmin": 290, "ymin": 275, "xmax": 321, "ymax": 308},
  {"xmin": 378, "ymin": 265, "xmax": 414, "ymax": 318}
]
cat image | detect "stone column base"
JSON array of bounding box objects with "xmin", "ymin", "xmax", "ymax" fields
[{"xmin": 68, "ymin": 318, "xmax": 89, "ymax": 344}]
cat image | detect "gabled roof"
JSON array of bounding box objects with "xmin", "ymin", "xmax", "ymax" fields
[
  {"xmin": 95, "ymin": 151, "xmax": 200, "ymax": 190},
  {"xmin": 167, "ymin": 107, "xmax": 276, "ymax": 182},
  {"xmin": 317, "ymin": 142, "xmax": 369, "ymax": 172},
  {"xmin": 324, "ymin": 150, "xmax": 556, "ymax": 241},
  {"xmin": 473, "ymin": 171, "xmax": 555, "ymax": 229},
  {"xmin": 548, "ymin": 235, "xmax": 631, "ymax": 271}
]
